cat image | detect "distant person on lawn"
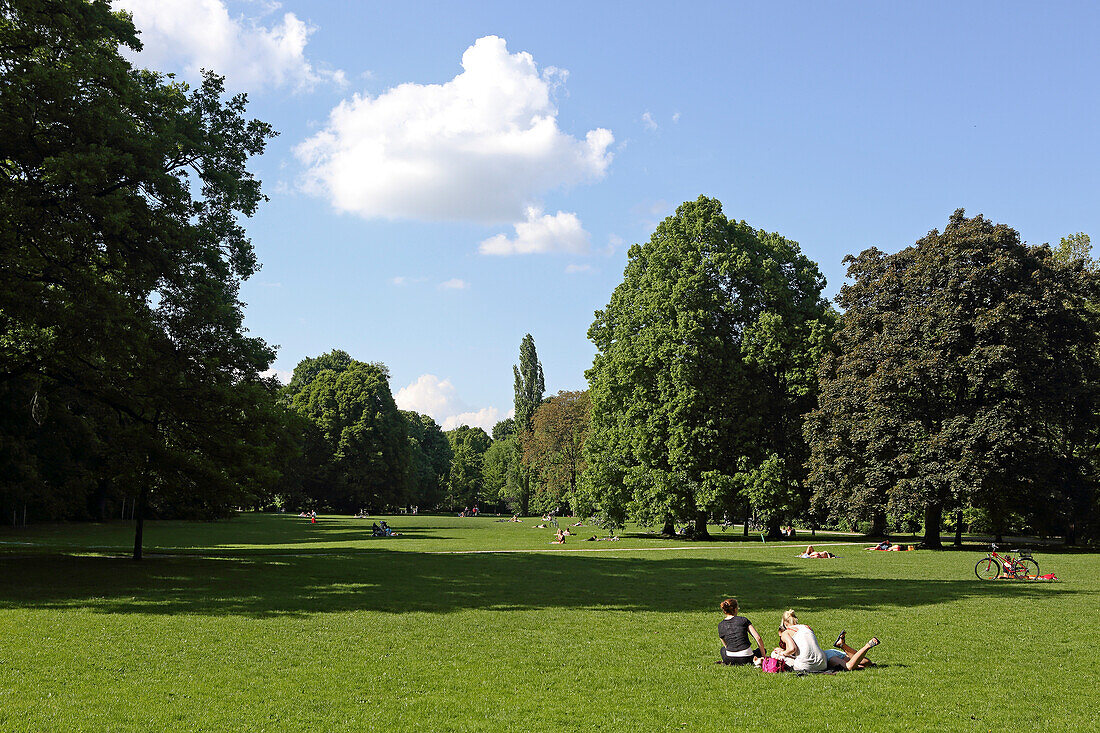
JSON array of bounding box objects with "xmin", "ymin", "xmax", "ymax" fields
[
  {"xmin": 717, "ymin": 598, "xmax": 766, "ymax": 665},
  {"xmin": 799, "ymin": 545, "xmax": 836, "ymax": 558}
]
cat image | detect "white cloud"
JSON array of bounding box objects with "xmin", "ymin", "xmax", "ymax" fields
[
  {"xmin": 394, "ymin": 374, "xmax": 507, "ymax": 432},
  {"xmin": 565, "ymin": 264, "xmax": 592, "ymax": 274},
  {"xmin": 261, "ymin": 368, "xmax": 293, "ymax": 384},
  {"xmin": 442, "ymin": 408, "xmax": 502, "ymax": 432},
  {"xmin": 114, "ymin": 0, "xmax": 342, "ymax": 92},
  {"xmin": 439, "ymin": 278, "xmax": 469, "ymax": 290},
  {"xmin": 642, "ymin": 111, "xmax": 658, "ymax": 131},
  {"xmin": 479, "ymin": 207, "xmax": 590, "ymax": 256},
  {"xmin": 296, "ymin": 35, "xmax": 614, "ymax": 223},
  {"xmin": 672, "ymin": 111, "xmax": 681, "ymax": 123}
]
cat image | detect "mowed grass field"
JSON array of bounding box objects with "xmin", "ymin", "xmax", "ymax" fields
[{"xmin": 1, "ymin": 513, "xmax": 1095, "ymax": 732}]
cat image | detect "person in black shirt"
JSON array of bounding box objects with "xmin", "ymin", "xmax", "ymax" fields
[{"xmin": 717, "ymin": 598, "xmax": 766, "ymax": 665}]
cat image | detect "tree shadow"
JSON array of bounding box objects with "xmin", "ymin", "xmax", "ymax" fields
[{"xmin": 0, "ymin": 549, "xmax": 1086, "ymax": 619}]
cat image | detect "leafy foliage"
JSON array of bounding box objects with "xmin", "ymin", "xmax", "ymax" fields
[
  {"xmin": 524, "ymin": 390, "xmax": 591, "ymax": 513},
  {"xmin": 444, "ymin": 425, "xmax": 491, "ymax": 509},
  {"xmin": 582, "ymin": 196, "xmax": 832, "ymax": 535},
  {"xmin": 0, "ymin": 0, "xmax": 282, "ymax": 555},
  {"xmin": 806, "ymin": 211, "xmax": 1100, "ymax": 545},
  {"xmin": 283, "ymin": 352, "xmax": 411, "ymax": 512},
  {"xmin": 402, "ymin": 410, "xmax": 452, "ymax": 509}
]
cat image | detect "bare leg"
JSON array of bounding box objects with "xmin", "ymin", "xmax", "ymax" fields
[{"xmin": 843, "ymin": 638, "xmax": 879, "ymax": 670}]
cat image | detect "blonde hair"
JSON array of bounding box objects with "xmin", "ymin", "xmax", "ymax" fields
[{"xmin": 781, "ymin": 609, "xmax": 799, "ymax": 629}]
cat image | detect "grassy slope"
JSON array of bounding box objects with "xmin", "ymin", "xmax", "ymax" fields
[{"xmin": 0, "ymin": 513, "xmax": 1095, "ymax": 732}]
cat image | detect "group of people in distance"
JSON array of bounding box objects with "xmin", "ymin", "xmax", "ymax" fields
[
  {"xmin": 718, "ymin": 598, "xmax": 880, "ymax": 673},
  {"xmin": 371, "ymin": 520, "xmax": 398, "ymax": 537}
]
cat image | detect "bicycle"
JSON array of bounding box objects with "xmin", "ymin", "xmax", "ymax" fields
[{"xmin": 974, "ymin": 543, "xmax": 1039, "ymax": 580}]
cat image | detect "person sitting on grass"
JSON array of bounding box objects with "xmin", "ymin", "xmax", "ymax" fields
[
  {"xmin": 824, "ymin": 630, "xmax": 881, "ymax": 671},
  {"xmin": 717, "ymin": 598, "xmax": 766, "ymax": 666},
  {"xmin": 774, "ymin": 610, "xmax": 827, "ymax": 673},
  {"xmin": 379, "ymin": 520, "xmax": 398, "ymax": 537},
  {"xmin": 551, "ymin": 528, "xmax": 566, "ymax": 544},
  {"xmin": 799, "ymin": 545, "xmax": 836, "ymax": 559}
]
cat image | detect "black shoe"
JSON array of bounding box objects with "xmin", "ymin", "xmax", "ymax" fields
[{"xmin": 833, "ymin": 630, "xmax": 846, "ymax": 648}]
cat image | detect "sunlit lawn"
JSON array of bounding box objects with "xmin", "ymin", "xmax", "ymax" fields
[{"xmin": 0, "ymin": 513, "xmax": 1094, "ymax": 732}]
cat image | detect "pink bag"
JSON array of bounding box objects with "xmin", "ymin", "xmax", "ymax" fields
[{"xmin": 761, "ymin": 657, "xmax": 788, "ymax": 673}]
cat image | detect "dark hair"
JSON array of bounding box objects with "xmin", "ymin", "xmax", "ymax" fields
[{"xmin": 719, "ymin": 598, "xmax": 738, "ymax": 615}]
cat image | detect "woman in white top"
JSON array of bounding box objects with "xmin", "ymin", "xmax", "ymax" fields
[{"xmin": 775, "ymin": 610, "xmax": 827, "ymax": 672}]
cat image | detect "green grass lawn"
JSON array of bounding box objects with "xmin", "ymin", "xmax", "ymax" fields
[{"xmin": 1, "ymin": 513, "xmax": 1095, "ymax": 732}]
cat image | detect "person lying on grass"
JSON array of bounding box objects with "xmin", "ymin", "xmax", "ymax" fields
[
  {"xmin": 773, "ymin": 610, "xmax": 828, "ymax": 673},
  {"xmin": 717, "ymin": 598, "xmax": 766, "ymax": 666},
  {"xmin": 799, "ymin": 545, "xmax": 836, "ymax": 559},
  {"xmin": 824, "ymin": 630, "xmax": 881, "ymax": 671},
  {"xmin": 868, "ymin": 540, "xmax": 902, "ymax": 551}
]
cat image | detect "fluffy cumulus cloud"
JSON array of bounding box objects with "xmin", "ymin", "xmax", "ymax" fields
[
  {"xmin": 296, "ymin": 36, "xmax": 614, "ymax": 224},
  {"xmin": 394, "ymin": 374, "xmax": 507, "ymax": 432},
  {"xmin": 479, "ymin": 207, "xmax": 589, "ymax": 256},
  {"xmin": 114, "ymin": 0, "xmax": 342, "ymax": 91},
  {"xmin": 439, "ymin": 278, "xmax": 469, "ymax": 290}
]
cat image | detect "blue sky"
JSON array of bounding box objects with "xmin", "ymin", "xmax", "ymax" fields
[{"xmin": 116, "ymin": 1, "xmax": 1100, "ymax": 430}]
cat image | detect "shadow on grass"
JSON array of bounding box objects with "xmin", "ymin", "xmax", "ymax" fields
[{"xmin": 0, "ymin": 549, "xmax": 1086, "ymax": 619}]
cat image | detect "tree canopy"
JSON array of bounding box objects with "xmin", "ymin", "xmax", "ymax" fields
[
  {"xmin": 582, "ymin": 196, "xmax": 832, "ymax": 536},
  {"xmin": 444, "ymin": 425, "xmax": 492, "ymax": 509},
  {"xmin": 524, "ymin": 390, "xmax": 591, "ymax": 514},
  {"xmin": 0, "ymin": 0, "xmax": 280, "ymax": 557},
  {"xmin": 806, "ymin": 210, "xmax": 1100, "ymax": 545},
  {"xmin": 284, "ymin": 353, "xmax": 411, "ymax": 513}
]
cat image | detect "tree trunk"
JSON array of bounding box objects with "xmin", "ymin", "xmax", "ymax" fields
[
  {"xmin": 869, "ymin": 511, "xmax": 887, "ymax": 538},
  {"xmin": 132, "ymin": 482, "xmax": 149, "ymax": 561},
  {"xmin": 1065, "ymin": 520, "xmax": 1076, "ymax": 546},
  {"xmin": 953, "ymin": 511, "xmax": 963, "ymax": 547},
  {"xmin": 743, "ymin": 507, "xmax": 750, "ymax": 536},
  {"xmin": 694, "ymin": 510, "xmax": 710, "ymax": 539},
  {"xmin": 765, "ymin": 518, "xmax": 782, "ymax": 541},
  {"xmin": 660, "ymin": 518, "xmax": 676, "ymax": 536},
  {"xmin": 922, "ymin": 502, "xmax": 943, "ymax": 548}
]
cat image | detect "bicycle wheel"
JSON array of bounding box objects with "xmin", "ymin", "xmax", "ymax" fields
[
  {"xmin": 1018, "ymin": 558, "xmax": 1040, "ymax": 579},
  {"xmin": 975, "ymin": 557, "xmax": 1001, "ymax": 580}
]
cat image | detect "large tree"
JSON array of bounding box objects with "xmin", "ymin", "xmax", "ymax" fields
[
  {"xmin": 510, "ymin": 334, "xmax": 544, "ymax": 515},
  {"xmin": 482, "ymin": 436, "xmax": 523, "ymax": 513},
  {"xmin": 513, "ymin": 334, "xmax": 545, "ymax": 435},
  {"xmin": 0, "ymin": 0, "xmax": 281, "ymax": 557},
  {"xmin": 524, "ymin": 390, "xmax": 591, "ymax": 514},
  {"xmin": 806, "ymin": 211, "xmax": 1100, "ymax": 546},
  {"xmin": 402, "ymin": 410, "xmax": 452, "ymax": 510},
  {"xmin": 582, "ymin": 196, "xmax": 832, "ymax": 537},
  {"xmin": 444, "ymin": 425, "xmax": 491, "ymax": 509},
  {"xmin": 285, "ymin": 353, "xmax": 411, "ymax": 512}
]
